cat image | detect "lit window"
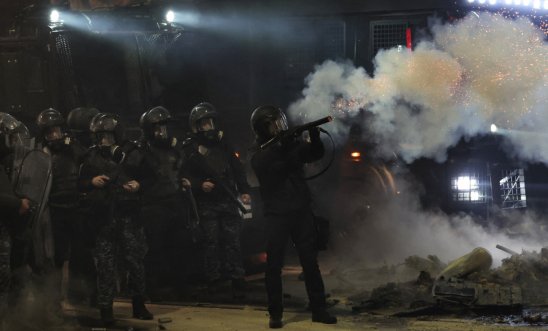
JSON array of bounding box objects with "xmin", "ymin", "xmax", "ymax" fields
[{"xmin": 451, "ymin": 173, "xmax": 485, "ymax": 203}]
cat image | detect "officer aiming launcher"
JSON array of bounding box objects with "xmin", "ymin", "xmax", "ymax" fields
[{"xmin": 258, "ymin": 115, "xmax": 333, "ymax": 151}]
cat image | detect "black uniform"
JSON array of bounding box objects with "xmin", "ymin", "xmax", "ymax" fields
[
  {"xmin": 44, "ymin": 140, "xmax": 97, "ymax": 301},
  {"xmin": 184, "ymin": 136, "xmax": 250, "ymax": 283},
  {"xmin": 251, "ymin": 129, "xmax": 328, "ymax": 319},
  {"xmin": 79, "ymin": 143, "xmax": 147, "ymax": 311},
  {"xmin": 133, "ymin": 141, "xmax": 188, "ymax": 295}
]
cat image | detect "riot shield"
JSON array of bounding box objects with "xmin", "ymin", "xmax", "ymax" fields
[
  {"xmin": 12, "ymin": 149, "xmax": 53, "ymax": 269},
  {"xmin": 12, "ymin": 149, "xmax": 52, "ymax": 231}
]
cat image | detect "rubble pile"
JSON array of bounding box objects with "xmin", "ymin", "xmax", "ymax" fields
[
  {"xmin": 493, "ymin": 247, "xmax": 548, "ymax": 305},
  {"xmin": 344, "ymin": 246, "xmax": 548, "ymax": 315}
]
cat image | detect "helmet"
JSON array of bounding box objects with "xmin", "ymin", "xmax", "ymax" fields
[
  {"xmin": 36, "ymin": 108, "xmax": 64, "ymax": 129},
  {"xmin": 67, "ymin": 107, "xmax": 99, "ymax": 132},
  {"xmin": 36, "ymin": 108, "xmax": 65, "ymax": 142},
  {"xmin": 250, "ymin": 105, "xmax": 288, "ymax": 142},
  {"xmin": 90, "ymin": 113, "xmax": 120, "ymax": 133},
  {"xmin": 139, "ymin": 106, "xmax": 174, "ymax": 144},
  {"xmin": 0, "ymin": 112, "xmax": 31, "ymax": 154},
  {"xmin": 139, "ymin": 106, "xmax": 172, "ymax": 129},
  {"xmin": 189, "ymin": 102, "xmax": 218, "ymax": 134},
  {"xmin": 90, "ymin": 113, "xmax": 124, "ymax": 146}
]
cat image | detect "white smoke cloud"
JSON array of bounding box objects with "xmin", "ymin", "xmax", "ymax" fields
[
  {"xmin": 288, "ymin": 12, "xmax": 547, "ymax": 164},
  {"xmin": 339, "ymin": 174, "xmax": 548, "ymax": 268}
]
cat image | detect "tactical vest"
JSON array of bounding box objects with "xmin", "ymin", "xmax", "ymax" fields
[
  {"xmin": 49, "ymin": 149, "xmax": 80, "ymax": 207},
  {"xmin": 83, "ymin": 146, "xmax": 139, "ymax": 215},
  {"xmin": 142, "ymin": 143, "xmax": 182, "ymax": 203}
]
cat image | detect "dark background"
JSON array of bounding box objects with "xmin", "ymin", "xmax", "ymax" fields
[{"xmin": 0, "ymin": 0, "xmax": 546, "ymax": 226}]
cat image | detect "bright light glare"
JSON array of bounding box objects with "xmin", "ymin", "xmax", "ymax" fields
[
  {"xmin": 470, "ymin": 191, "xmax": 481, "ymax": 201},
  {"xmin": 165, "ymin": 10, "xmax": 175, "ymax": 23},
  {"xmin": 490, "ymin": 124, "xmax": 498, "ymax": 133},
  {"xmin": 457, "ymin": 176, "xmax": 478, "ymax": 191},
  {"xmin": 514, "ymin": 0, "xmax": 522, "ymax": 4},
  {"xmin": 351, "ymin": 152, "xmax": 361, "ymax": 158},
  {"xmin": 489, "ymin": 0, "xmax": 497, "ymax": 4},
  {"xmin": 50, "ymin": 9, "xmax": 60, "ymax": 23},
  {"xmin": 479, "ymin": 0, "xmax": 486, "ymax": 3},
  {"xmin": 544, "ymin": 0, "xmax": 548, "ymax": 9},
  {"xmin": 467, "ymin": 0, "xmax": 475, "ymax": 2},
  {"xmin": 505, "ymin": 0, "xmax": 513, "ymax": 4},
  {"xmin": 523, "ymin": 0, "xmax": 531, "ymax": 5},
  {"xmin": 533, "ymin": 0, "xmax": 541, "ymax": 8}
]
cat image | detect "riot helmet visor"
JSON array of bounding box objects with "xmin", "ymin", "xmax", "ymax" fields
[
  {"xmin": 96, "ymin": 132, "xmax": 116, "ymax": 147},
  {"xmin": 153, "ymin": 124, "xmax": 169, "ymax": 140},
  {"xmin": 45, "ymin": 126, "xmax": 63, "ymax": 141},
  {"xmin": 197, "ymin": 118, "xmax": 216, "ymax": 132},
  {"xmin": 267, "ymin": 115, "xmax": 288, "ymax": 137}
]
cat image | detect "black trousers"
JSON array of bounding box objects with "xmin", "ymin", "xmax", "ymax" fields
[
  {"xmin": 265, "ymin": 209, "xmax": 326, "ymax": 317},
  {"xmin": 49, "ymin": 206, "xmax": 97, "ymax": 302},
  {"xmin": 141, "ymin": 200, "xmax": 187, "ymax": 292}
]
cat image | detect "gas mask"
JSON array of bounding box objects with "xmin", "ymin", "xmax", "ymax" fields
[
  {"xmin": 96, "ymin": 132, "xmax": 116, "ymax": 147},
  {"xmin": 45, "ymin": 126, "xmax": 63, "ymax": 141},
  {"xmin": 151, "ymin": 124, "xmax": 176, "ymax": 148},
  {"xmin": 44, "ymin": 126, "xmax": 66, "ymax": 151},
  {"xmin": 197, "ymin": 118, "xmax": 221, "ymax": 143},
  {"xmin": 95, "ymin": 132, "xmax": 124, "ymax": 162},
  {"xmin": 153, "ymin": 124, "xmax": 168, "ymax": 140}
]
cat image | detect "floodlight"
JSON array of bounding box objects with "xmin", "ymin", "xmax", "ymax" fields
[
  {"xmin": 166, "ymin": 10, "xmax": 175, "ymax": 23},
  {"xmin": 50, "ymin": 9, "xmax": 60, "ymax": 23}
]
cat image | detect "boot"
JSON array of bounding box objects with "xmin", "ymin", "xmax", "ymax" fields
[
  {"xmin": 312, "ymin": 310, "xmax": 337, "ymax": 324},
  {"xmin": 100, "ymin": 306, "xmax": 115, "ymax": 326},
  {"xmin": 132, "ymin": 295, "xmax": 153, "ymax": 320},
  {"xmin": 269, "ymin": 314, "xmax": 283, "ymax": 329}
]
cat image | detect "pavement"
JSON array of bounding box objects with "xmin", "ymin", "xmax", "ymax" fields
[{"xmin": 8, "ymin": 259, "xmax": 548, "ymax": 330}]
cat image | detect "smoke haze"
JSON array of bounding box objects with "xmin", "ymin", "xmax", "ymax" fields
[{"xmin": 336, "ymin": 172, "xmax": 548, "ymax": 268}]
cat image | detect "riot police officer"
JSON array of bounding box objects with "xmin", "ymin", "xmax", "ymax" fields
[
  {"xmin": 65, "ymin": 106, "xmax": 101, "ymax": 304},
  {"xmin": 136, "ymin": 106, "xmax": 190, "ymax": 299},
  {"xmin": 36, "ymin": 108, "xmax": 89, "ymax": 305},
  {"xmin": 79, "ymin": 113, "xmax": 152, "ymax": 325},
  {"xmin": 184, "ymin": 102, "xmax": 251, "ymax": 297},
  {"xmin": 250, "ymin": 105, "xmax": 337, "ymax": 328},
  {"xmin": 0, "ymin": 113, "xmax": 31, "ymax": 328}
]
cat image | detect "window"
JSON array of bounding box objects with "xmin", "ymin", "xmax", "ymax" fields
[
  {"xmin": 370, "ymin": 21, "xmax": 407, "ymax": 58},
  {"xmin": 451, "ymin": 172, "xmax": 487, "ymax": 203},
  {"xmin": 500, "ymin": 169, "xmax": 527, "ymax": 209}
]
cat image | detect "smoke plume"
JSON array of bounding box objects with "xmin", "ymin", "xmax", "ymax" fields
[{"xmin": 289, "ymin": 12, "xmax": 547, "ymax": 163}]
